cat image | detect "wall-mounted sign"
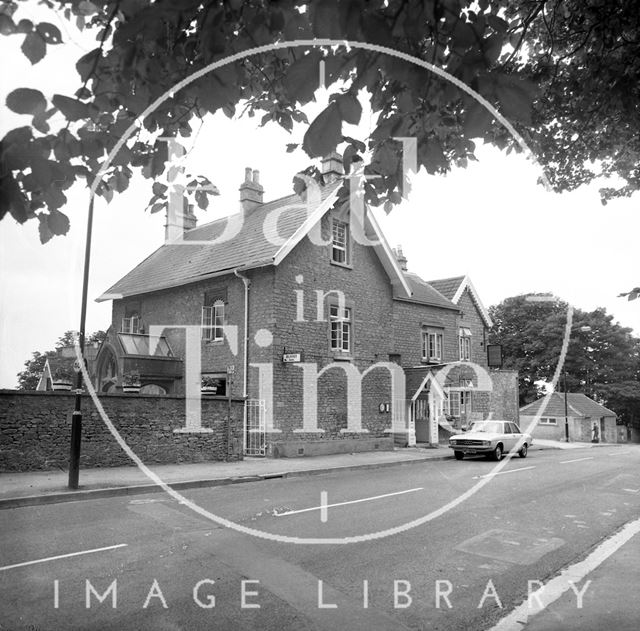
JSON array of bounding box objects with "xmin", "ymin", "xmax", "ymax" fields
[
  {"xmin": 282, "ymin": 353, "xmax": 302, "ymax": 363},
  {"xmin": 487, "ymin": 344, "xmax": 503, "ymax": 368}
]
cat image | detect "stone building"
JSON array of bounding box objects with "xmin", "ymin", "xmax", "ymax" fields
[
  {"xmin": 519, "ymin": 392, "xmax": 623, "ymax": 443},
  {"xmin": 95, "ymin": 158, "xmax": 518, "ymax": 457}
]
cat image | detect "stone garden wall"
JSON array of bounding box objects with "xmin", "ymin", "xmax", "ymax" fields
[{"xmin": 0, "ymin": 390, "xmax": 244, "ymax": 472}]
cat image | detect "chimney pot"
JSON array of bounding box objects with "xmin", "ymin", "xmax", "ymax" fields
[
  {"xmin": 239, "ymin": 166, "xmax": 264, "ymax": 213},
  {"xmin": 165, "ymin": 200, "xmax": 197, "ymax": 242},
  {"xmin": 395, "ymin": 244, "xmax": 408, "ymax": 271},
  {"xmin": 321, "ymin": 152, "xmax": 344, "ymax": 184}
]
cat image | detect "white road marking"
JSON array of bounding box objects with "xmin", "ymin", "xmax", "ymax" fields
[
  {"xmin": 0, "ymin": 543, "xmax": 128, "ymax": 572},
  {"xmin": 488, "ymin": 516, "xmax": 640, "ymax": 631},
  {"xmin": 274, "ymin": 487, "xmax": 423, "ymax": 517},
  {"xmin": 560, "ymin": 457, "xmax": 594, "ymax": 464},
  {"xmin": 320, "ymin": 491, "xmax": 328, "ymax": 523},
  {"xmin": 609, "ymin": 451, "xmax": 629, "ymax": 456},
  {"xmin": 472, "ymin": 466, "xmax": 535, "ymax": 480},
  {"xmin": 623, "ymin": 488, "xmax": 639, "ymax": 493}
]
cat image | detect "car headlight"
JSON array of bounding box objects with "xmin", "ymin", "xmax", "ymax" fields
[
  {"xmin": 450, "ymin": 439, "xmax": 457, "ymax": 445},
  {"xmin": 481, "ymin": 440, "xmax": 491, "ymax": 446}
]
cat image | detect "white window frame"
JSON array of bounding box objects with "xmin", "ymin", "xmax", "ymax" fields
[
  {"xmin": 448, "ymin": 391, "xmax": 460, "ymax": 417},
  {"xmin": 446, "ymin": 390, "xmax": 472, "ymax": 418},
  {"xmin": 331, "ymin": 219, "xmax": 349, "ymax": 265},
  {"xmin": 121, "ymin": 315, "xmax": 140, "ymax": 334},
  {"xmin": 330, "ymin": 304, "xmax": 351, "ymax": 353},
  {"xmin": 422, "ymin": 330, "xmax": 443, "ymax": 362},
  {"xmin": 202, "ymin": 300, "xmax": 224, "ymax": 342},
  {"xmin": 539, "ymin": 417, "xmax": 557, "ymax": 425},
  {"xmin": 459, "ymin": 328, "xmax": 472, "ymax": 361}
]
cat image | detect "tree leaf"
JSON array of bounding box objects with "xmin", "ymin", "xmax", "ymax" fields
[
  {"xmin": 77, "ymin": 1, "xmax": 99, "ymax": 16},
  {"xmin": 373, "ymin": 144, "xmax": 397, "ymax": 175},
  {"xmin": 52, "ymin": 94, "xmax": 90, "ymax": 122},
  {"xmin": 495, "ymin": 76, "xmax": 536, "ymax": 125},
  {"xmin": 302, "ymin": 103, "xmax": 342, "ymax": 158},
  {"xmin": 36, "ymin": 22, "xmax": 62, "ymax": 44},
  {"xmin": 463, "ymin": 100, "xmax": 493, "ymax": 138},
  {"xmin": 38, "ymin": 213, "xmax": 54, "ymax": 243},
  {"xmin": 312, "ymin": 0, "xmax": 341, "ymax": 38},
  {"xmin": 6, "ymin": 88, "xmax": 46, "ymax": 115},
  {"xmin": 283, "ymin": 51, "xmax": 322, "ymax": 103},
  {"xmin": 0, "ymin": 14, "xmax": 16, "ymax": 35},
  {"xmin": 195, "ymin": 189, "xmax": 209, "ymax": 210},
  {"xmin": 21, "ymin": 31, "xmax": 46, "ymax": 64},
  {"xmin": 47, "ymin": 210, "xmax": 69, "ymax": 234},
  {"xmin": 76, "ymin": 48, "xmax": 100, "ymax": 82},
  {"xmin": 152, "ymin": 182, "xmax": 167, "ymax": 196},
  {"xmin": 336, "ymin": 93, "xmax": 362, "ymax": 125},
  {"xmin": 16, "ymin": 19, "xmax": 33, "ymax": 34}
]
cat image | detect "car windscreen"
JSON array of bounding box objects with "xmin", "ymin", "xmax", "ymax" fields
[{"xmin": 469, "ymin": 421, "xmax": 503, "ymax": 433}]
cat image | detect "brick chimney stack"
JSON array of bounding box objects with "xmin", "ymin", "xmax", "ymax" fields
[
  {"xmin": 321, "ymin": 152, "xmax": 344, "ymax": 184},
  {"xmin": 239, "ymin": 167, "xmax": 264, "ymax": 213},
  {"xmin": 394, "ymin": 245, "xmax": 408, "ymax": 271},
  {"xmin": 164, "ymin": 201, "xmax": 197, "ymax": 242}
]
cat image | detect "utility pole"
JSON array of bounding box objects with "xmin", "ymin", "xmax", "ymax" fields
[
  {"xmin": 69, "ymin": 197, "xmax": 95, "ymax": 489},
  {"xmin": 563, "ymin": 370, "xmax": 570, "ymax": 443}
]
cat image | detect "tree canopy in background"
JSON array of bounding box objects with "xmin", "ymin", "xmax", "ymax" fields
[
  {"xmin": 16, "ymin": 329, "xmax": 106, "ymax": 389},
  {"xmin": 1, "ymin": 0, "xmax": 639, "ymax": 250},
  {"xmin": 488, "ymin": 295, "xmax": 640, "ymax": 427}
]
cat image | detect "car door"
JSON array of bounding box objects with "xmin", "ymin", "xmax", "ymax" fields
[
  {"xmin": 509, "ymin": 423, "xmax": 523, "ymax": 450},
  {"xmin": 501, "ymin": 423, "xmax": 515, "ymax": 452}
]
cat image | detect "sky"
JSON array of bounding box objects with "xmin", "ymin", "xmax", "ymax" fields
[{"xmin": 1, "ymin": 4, "xmax": 638, "ymax": 388}]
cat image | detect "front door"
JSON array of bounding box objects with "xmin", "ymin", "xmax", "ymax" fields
[{"xmin": 414, "ymin": 395, "xmax": 429, "ymax": 443}]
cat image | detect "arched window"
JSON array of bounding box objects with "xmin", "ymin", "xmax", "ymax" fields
[{"xmin": 96, "ymin": 345, "xmax": 118, "ymax": 392}]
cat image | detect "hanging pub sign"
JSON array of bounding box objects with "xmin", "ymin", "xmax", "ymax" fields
[{"xmin": 487, "ymin": 344, "xmax": 503, "ymax": 368}]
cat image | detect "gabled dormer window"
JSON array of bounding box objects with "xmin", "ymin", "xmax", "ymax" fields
[{"xmin": 331, "ymin": 219, "xmax": 349, "ymax": 264}]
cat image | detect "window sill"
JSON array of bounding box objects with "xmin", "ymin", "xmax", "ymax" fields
[
  {"xmin": 204, "ymin": 340, "xmax": 224, "ymax": 345},
  {"xmin": 330, "ymin": 260, "xmax": 353, "ymax": 270},
  {"xmin": 331, "ymin": 353, "xmax": 353, "ymax": 362}
]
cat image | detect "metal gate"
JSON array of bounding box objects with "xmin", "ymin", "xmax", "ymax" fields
[{"xmin": 245, "ymin": 399, "xmax": 266, "ymax": 456}]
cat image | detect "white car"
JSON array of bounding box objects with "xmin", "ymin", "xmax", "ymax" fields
[{"xmin": 448, "ymin": 420, "xmax": 532, "ymax": 461}]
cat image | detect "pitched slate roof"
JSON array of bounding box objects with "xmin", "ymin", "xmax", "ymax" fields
[
  {"xmin": 427, "ymin": 274, "xmax": 493, "ymax": 328},
  {"xmin": 98, "ymin": 184, "xmax": 340, "ymax": 301},
  {"xmin": 520, "ymin": 393, "xmax": 617, "ymax": 418},
  {"xmin": 427, "ymin": 276, "xmax": 466, "ymax": 300},
  {"xmin": 397, "ymin": 272, "xmax": 459, "ymax": 311}
]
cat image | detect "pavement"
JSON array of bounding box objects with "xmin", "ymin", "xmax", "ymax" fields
[
  {"xmin": 0, "ymin": 437, "xmax": 616, "ymax": 509},
  {"xmin": 490, "ymin": 515, "xmax": 640, "ymax": 631}
]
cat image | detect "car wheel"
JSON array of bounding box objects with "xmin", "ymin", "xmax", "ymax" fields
[
  {"xmin": 518, "ymin": 443, "xmax": 528, "ymax": 458},
  {"xmin": 454, "ymin": 451, "xmax": 464, "ymax": 460},
  {"xmin": 492, "ymin": 444, "xmax": 503, "ymax": 461}
]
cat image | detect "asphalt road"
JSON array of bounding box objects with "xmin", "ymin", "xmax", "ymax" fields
[{"xmin": 1, "ymin": 445, "xmax": 639, "ymax": 631}]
